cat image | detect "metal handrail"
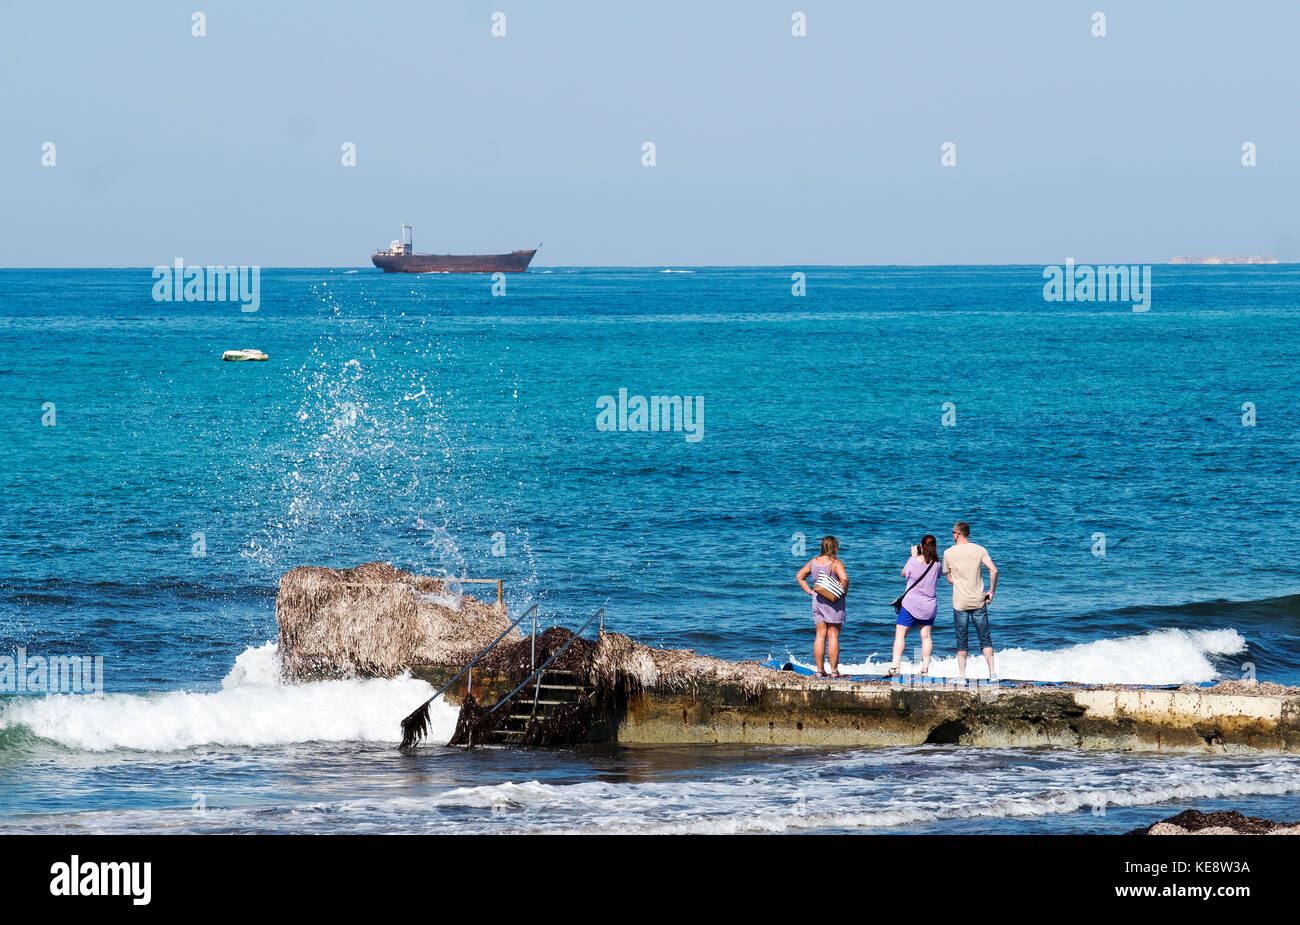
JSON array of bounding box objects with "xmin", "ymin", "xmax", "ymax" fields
[
  {"xmin": 419, "ymin": 602, "xmax": 537, "ymax": 708},
  {"xmin": 489, "ymin": 607, "xmax": 604, "ymax": 715},
  {"xmin": 531, "ymin": 605, "xmax": 538, "ymax": 669}
]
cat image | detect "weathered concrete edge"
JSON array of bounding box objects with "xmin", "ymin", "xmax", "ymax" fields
[{"xmin": 411, "ymin": 665, "xmax": 1300, "ymax": 754}]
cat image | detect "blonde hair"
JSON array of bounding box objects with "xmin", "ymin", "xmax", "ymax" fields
[{"xmin": 820, "ymin": 536, "xmax": 839, "ymax": 560}]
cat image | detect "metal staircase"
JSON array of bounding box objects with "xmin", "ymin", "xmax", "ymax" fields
[
  {"xmin": 489, "ymin": 668, "xmax": 595, "ymax": 744},
  {"xmin": 478, "ymin": 606, "xmax": 603, "ymax": 747},
  {"xmin": 399, "ymin": 602, "xmax": 605, "ymax": 750}
]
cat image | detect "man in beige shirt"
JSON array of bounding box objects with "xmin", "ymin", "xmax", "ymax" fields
[{"xmin": 942, "ymin": 521, "xmax": 998, "ymax": 683}]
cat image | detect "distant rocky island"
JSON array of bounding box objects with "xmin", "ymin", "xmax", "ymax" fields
[{"xmin": 1168, "ymin": 255, "xmax": 1281, "ymax": 264}]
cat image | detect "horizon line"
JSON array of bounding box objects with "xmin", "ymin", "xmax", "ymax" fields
[{"xmin": 2, "ymin": 260, "xmax": 1296, "ymax": 271}]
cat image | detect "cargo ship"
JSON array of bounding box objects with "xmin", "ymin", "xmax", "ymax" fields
[{"xmin": 371, "ymin": 224, "xmax": 537, "ymax": 273}]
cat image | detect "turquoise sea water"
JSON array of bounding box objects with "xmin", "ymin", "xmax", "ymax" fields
[{"xmin": 1, "ymin": 266, "xmax": 1298, "ymax": 833}]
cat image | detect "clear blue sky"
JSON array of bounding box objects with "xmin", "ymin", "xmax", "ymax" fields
[{"xmin": 2, "ymin": 1, "xmax": 1297, "ymax": 266}]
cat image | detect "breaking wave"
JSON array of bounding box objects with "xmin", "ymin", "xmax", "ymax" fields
[
  {"xmin": 0, "ymin": 643, "xmax": 457, "ymax": 753},
  {"xmin": 791, "ymin": 627, "xmax": 1248, "ymax": 684}
]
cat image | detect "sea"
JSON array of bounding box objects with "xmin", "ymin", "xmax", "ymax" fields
[{"xmin": 2, "ymin": 265, "xmax": 1298, "ymax": 834}]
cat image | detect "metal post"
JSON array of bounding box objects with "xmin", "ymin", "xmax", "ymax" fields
[
  {"xmin": 530, "ymin": 608, "xmax": 537, "ymax": 669},
  {"xmin": 496, "ymin": 580, "xmax": 503, "ymax": 604},
  {"xmin": 600, "ymin": 608, "xmax": 605, "ymax": 635},
  {"xmin": 467, "ymin": 666, "xmax": 472, "ymax": 696}
]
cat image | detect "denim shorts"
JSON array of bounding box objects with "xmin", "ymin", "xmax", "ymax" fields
[
  {"xmin": 896, "ymin": 606, "xmax": 934, "ymax": 628},
  {"xmin": 953, "ymin": 604, "xmax": 993, "ymax": 651}
]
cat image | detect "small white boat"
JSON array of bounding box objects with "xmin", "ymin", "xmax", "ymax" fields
[{"xmin": 222, "ymin": 349, "xmax": 269, "ymax": 362}]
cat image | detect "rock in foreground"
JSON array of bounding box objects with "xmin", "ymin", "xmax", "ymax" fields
[{"xmin": 1129, "ymin": 809, "xmax": 1300, "ymax": 835}]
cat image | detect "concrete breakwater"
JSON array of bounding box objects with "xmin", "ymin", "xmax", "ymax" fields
[
  {"xmin": 413, "ymin": 665, "xmax": 1300, "ymax": 753},
  {"xmin": 276, "ymin": 564, "xmax": 1300, "ymax": 753}
]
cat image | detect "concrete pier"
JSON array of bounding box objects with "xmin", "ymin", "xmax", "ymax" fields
[
  {"xmin": 269, "ymin": 565, "xmax": 1300, "ymax": 755},
  {"xmin": 413, "ymin": 666, "xmax": 1300, "ymax": 754}
]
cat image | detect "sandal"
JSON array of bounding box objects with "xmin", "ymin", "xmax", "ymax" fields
[
  {"xmin": 813, "ymin": 672, "xmax": 828, "ymax": 679},
  {"xmin": 830, "ymin": 671, "xmax": 843, "ymax": 679}
]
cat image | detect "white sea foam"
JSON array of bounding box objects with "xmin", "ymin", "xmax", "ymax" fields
[
  {"xmin": 8, "ymin": 749, "xmax": 1300, "ymax": 835},
  {"xmin": 0, "ymin": 643, "xmax": 458, "ymax": 752},
  {"xmin": 8, "ymin": 755, "xmax": 1299, "ymax": 834},
  {"xmin": 793, "ymin": 627, "xmax": 1247, "ymax": 684},
  {"xmin": 333, "ymin": 750, "xmax": 1300, "ymax": 835}
]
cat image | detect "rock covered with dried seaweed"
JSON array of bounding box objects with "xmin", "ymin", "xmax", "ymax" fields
[
  {"xmin": 276, "ymin": 562, "xmax": 780, "ymax": 692},
  {"xmin": 276, "ymin": 562, "xmax": 515, "ymax": 681},
  {"xmin": 277, "ymin": 563, "xmax": 785, "ymax": 747}
]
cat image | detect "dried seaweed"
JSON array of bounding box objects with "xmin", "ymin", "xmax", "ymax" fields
[
  {"xmin": 275, "ymin": 561, "xmax": 790, "ymax": 747},
  {"xmin": 276, "ymin": 562, "xmax": 515, "ymax": 681},
  {"xmin": 472, "ymin": 626, "xmax": 596, "ymax": 675},
  {"xmin": 448, "ymin": 680, "xmax": 616, "ymax": 748}
]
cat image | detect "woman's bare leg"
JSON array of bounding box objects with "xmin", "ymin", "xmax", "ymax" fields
[
  {"xmin": 814, "ymin": 622, "xmax": 828, "ymax": 675},
  {"xmin": 919, "ymin": 625, "xmax": 933, "ymax": 675},
  {"xmin": 891, "ymin": 624, "xmax": 908, "ymax": 671},
  {"xmin": 827, "ymin": 624, "xmax": 841, "ymax": 675}
]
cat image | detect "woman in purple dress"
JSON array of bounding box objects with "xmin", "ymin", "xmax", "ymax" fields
[
  {"xmin": 796, "ymin": 536, "xmax": 849, "ymax": 678},
  {"xmin": 889, "ymin": 534, "xmax": 941, "ymax": 676}
]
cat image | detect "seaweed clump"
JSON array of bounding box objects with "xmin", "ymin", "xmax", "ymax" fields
[
  {"xmin": 277, "ymin": 562, "xmax": 514, "ymax": 681},
  {"xmin": 448, "ymin": 628, "xmax": 619, "ymax": 748}
]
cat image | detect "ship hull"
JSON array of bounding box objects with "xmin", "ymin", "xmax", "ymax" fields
[{"xmin": 371, "ymin": 250, "xmax": 537, "ymax": 273}]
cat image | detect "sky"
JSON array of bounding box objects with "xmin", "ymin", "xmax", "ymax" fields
[{"xmin": 2, "ymin": 0, "xmax": 1298, "ymax": 266}]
